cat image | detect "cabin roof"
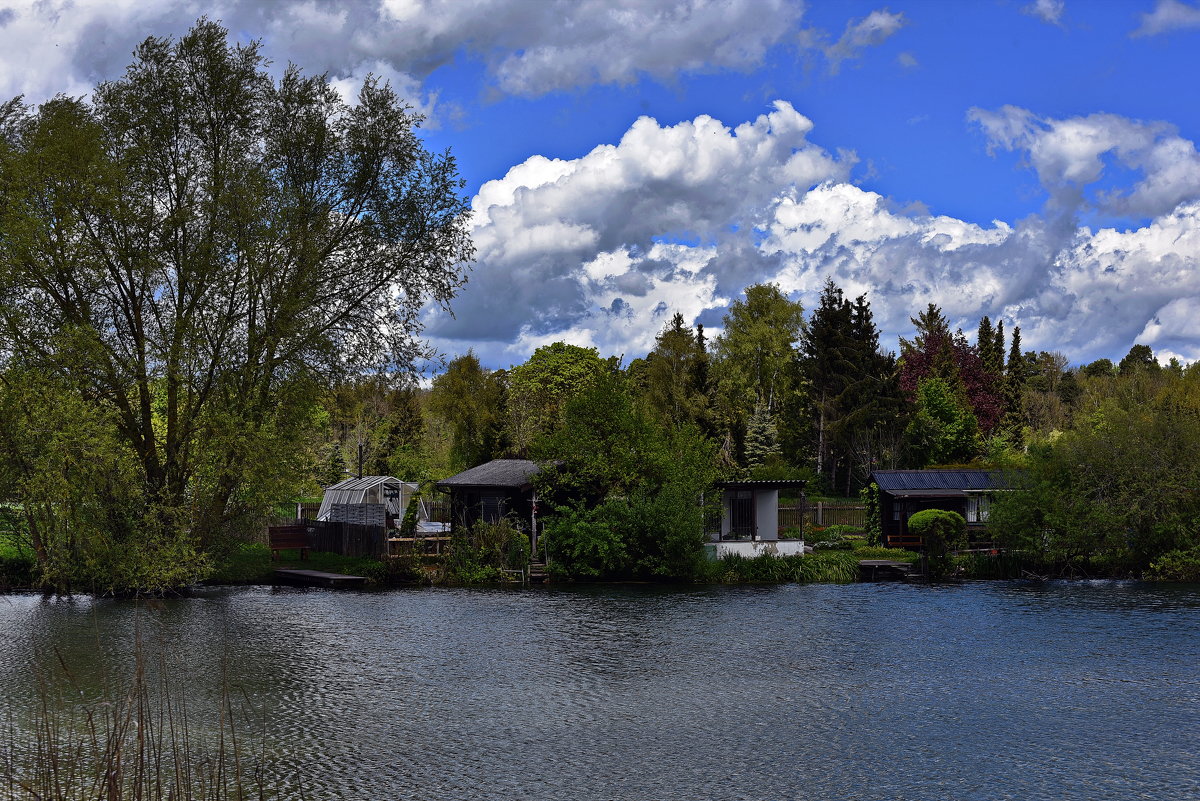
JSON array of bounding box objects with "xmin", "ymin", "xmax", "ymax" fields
[
  {"xmin": 717, "ymin": 479, "xmax": 808, "ymax": 490},
  {"xmin": 437, "ymin": 459, "xmax": 542, "ymax": 490},
  {"xmin": 871, "ymin": 469, "xmax": 1010, "ymax": 495}
]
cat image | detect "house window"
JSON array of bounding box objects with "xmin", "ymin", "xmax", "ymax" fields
[
  {"xmin": 481, "ymin": 495, "xmax": 505, "ymax": 524},
  {"xmin": 966, "ymin": 495, "xmax": 990, "ymax": 523}
]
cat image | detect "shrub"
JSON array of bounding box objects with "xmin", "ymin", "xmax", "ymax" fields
[
  {"xmin": 445, "ymin": 518, "xmax": 528, "ymax": 584},
  {"xmin": 1145, "ymin": 546, "xmax": 1200, "ymax": 582},
  {"xmin": 907, "ymin": 508, "xmax": 968, "ymax": 581}
]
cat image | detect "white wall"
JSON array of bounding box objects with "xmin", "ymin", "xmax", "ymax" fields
[{"xmin": 705, "ymin": 540, "xmax": 806, "ymax": 559}]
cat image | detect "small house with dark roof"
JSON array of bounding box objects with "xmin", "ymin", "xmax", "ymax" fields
[
  {"xmin": 436, "ymin": 459, "xmax": 543, "ymax": 535},
  {"xmin": 871, "ymin": 469, "xmax": 1010, "ymax": 548},
  {"xmin": 707, "ymin": 479, "xmax": 808, "ymax": 559}
]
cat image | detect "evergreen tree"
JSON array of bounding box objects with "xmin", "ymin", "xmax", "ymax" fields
[
  {"xmin": 744, "ymin": 402, "xmax": 782, "ymax": 471},
  {"xmin": 1001, "ymin": 326, "xmax": 1025, "ymax": 441},
  {"xmin": 978, "ymin": 316, "xmax": 1004, "ymax": 377},
  {"xmin": 318, "ymin": 443, "xmax": 348, "ymax": 487},
  {"xmin": 372, "ymin": 388, "xmax": 426, "ymax": 477},
  {"xmin": 994, "ymin": 320, "xmax": 1006, "ymax": 373},
  {"xmin": 802, "ymin": 280, "xmax": 855, "ymax": 479}
]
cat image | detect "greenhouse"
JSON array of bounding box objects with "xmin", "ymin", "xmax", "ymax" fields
[{"xmin": 317, "ymin": 476, "xmax": 417, "ymax": 527}]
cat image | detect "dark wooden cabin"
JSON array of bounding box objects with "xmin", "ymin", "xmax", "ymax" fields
[
  {"xmin": 871, "ymin": 469, "xmax": 1010, "ymax": 549},
  {"xmin": 436, "ymin": 459, "xmax": 542, "ymax": 534}
]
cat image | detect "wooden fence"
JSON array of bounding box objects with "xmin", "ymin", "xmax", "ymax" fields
[
  {"xmin": 779, "ymin": 502, "xmax": 867, "ymax": 532},
  {"xmin": 272, "ymin": 518, "xmax": 386, "ymax": 559}
]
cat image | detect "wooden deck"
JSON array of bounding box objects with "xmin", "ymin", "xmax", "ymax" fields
[
  {"xmin": 273, "ymin": 569, "xmax": 367, "ymax": 589},
  {"xmin": 858, "ymin": 559, "xmax": 919, "ymax": 582}
]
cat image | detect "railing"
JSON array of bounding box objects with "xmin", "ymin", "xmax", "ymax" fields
[{"xmin": 780, "ymin": 502, "xmax": 867, "ymax": 531}]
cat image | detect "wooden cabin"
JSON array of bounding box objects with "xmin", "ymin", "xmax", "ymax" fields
[
  {"xmin": 436, "ymin": 459, "xmax": 542, "ymax": 535},
  {"xmin": 871, "ymin": 469, "xmax": 1009, "ymax": 549}
]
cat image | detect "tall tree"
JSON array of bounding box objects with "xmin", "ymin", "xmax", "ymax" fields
[
  {"xmin": 507, "ymin": 342, "xmax": 607, "ymax": 455},
  {"xmin": 900, "ymin": 305, "xmax": 1003, "ymax": 437},
  {"xmin": 802, "ymin": 281, "xmax": 898, "ymax": 490},
  {"xmin": 429, "ymin": 353, "xmax": 507, "ymax": 471},
  {"xmin": 712, "ymin": 284, "xmax": 804, "ymax": 414},
  {"xmin": 645, "ymin": 312, "xmax": 710, "ymax": 429},
  {"xmin": 0, "ymin": 21, "xmax": 473, "ymax": 590}
]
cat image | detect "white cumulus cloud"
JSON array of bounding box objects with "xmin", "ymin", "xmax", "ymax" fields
[
  {"xmin": 970, "ymin": 105, "xmax": 1200, "ymax": 218},
  {"xmin": 433, "ymin": 104, "xmax": 1200, "ymax": 368},
  {"xmin": 0, "ymin": 0, "xmax": 807, "ymax": 105}
]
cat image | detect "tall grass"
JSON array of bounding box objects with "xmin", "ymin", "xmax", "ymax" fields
[
  {"xmin": 3, "ymin": 636, "xmax": 270, "ymax": 800},
  {"xmin": 701, "ymin": 551, "xmax": 863, "ymax": 584}
]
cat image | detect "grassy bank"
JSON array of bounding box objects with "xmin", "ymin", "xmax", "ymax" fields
[{"xmin": 700, "ymin": 545, "xmax": 918, "ymax": 584}]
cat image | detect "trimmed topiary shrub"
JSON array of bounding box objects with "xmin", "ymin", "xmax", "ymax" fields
[{"xmin": 907, "ymin": 508, "xmax": 968, "ymax": 581}]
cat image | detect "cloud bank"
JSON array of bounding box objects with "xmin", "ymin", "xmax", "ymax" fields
[
  {"xmin": 0, "ymin": 0, "xmax": 806, "ymax": 107},
  {"xmin": 431, "ymin": 103, "xmax": 1200, "ymax": 368}
]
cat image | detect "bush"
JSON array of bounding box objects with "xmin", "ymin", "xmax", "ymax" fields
[
  {"xmin": 445, "ymin": 519, "xmax": 528, "ymax": 585},
  {"xmin": 907, "ymin": 508, "xmax": 967, "ymax": 581},
  {"xmin": 1145, "ymin": 546, "xmax": 1200, "ymax": 582}
]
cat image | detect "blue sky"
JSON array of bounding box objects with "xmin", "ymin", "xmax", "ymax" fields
[{"xmin": 3, "ymin": 0, "xmax": 1200, "ymax": 370}]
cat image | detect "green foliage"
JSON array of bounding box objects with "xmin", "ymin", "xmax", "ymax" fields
[
  {"xmin": 507, "ymin": 342, "xmax": 607, "ymax": 455},
  {"xmin": 1145, "ymin": 546, "xmax": 1200, "ymax": 582},
  {"xmin": 535, "ymin": 372, "xmax": 720, "ymax": 580},
  {"xmin": 907, "ymin": 508, "xmax": 967, "ymax": 581},
  {"xmin": 744, "ymin": 402, "xmax": 782, "ymax": 471},
  {"xmin": 713, "ymin": 283, "xmax": 804, "ymax": 415},
  {"xmin": 852, "ymin": 545, "xmax": 918, "ymax": 562},
  {"xmin": 700, "ymin": 551, "xmax": 860, "ymax": 584},
  {"xmin": 0, "ymin": 527, "xmax": 35, "ymax": 589},
  {"xmin": 861, "ymin": 482, "xmax": 882, "ymax": 546},
  {"xmin": 1118, "ymin": 343, "xmax": 1159, "ymax": 375},
  {"xmin": 904, "ymin": 377, "xmax": 980, "ymax": 466},
  {"xmin": 0, "ymin": 20, "xmax": 471, "ymax": 594},
  {"xmin": 643, "ymin": 312, "xmax": 711, "ymax": 430},
  {"xmin": 988, "ymin": 370, "xmax": 1200, "ymax": 573},
  {"xmin": 429, "ymin": 352, "xmax": 508, "ymax": 471},
  {"xmin": 444, "ymin": 518, "xmax": 529, "ymax": 585}
]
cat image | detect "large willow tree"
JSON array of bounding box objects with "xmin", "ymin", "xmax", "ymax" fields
[{"xmin": 0, "ymin": 21, "xmax": 473, "ymax": 592}]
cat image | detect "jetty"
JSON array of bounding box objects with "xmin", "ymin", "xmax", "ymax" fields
[
  {"xmin": 858, "ymin": 559, "xmax": 919, "ymax": 582},
  {"xmin": 273, "ymin": 568, "xmax": 367, "ymax": 589}
]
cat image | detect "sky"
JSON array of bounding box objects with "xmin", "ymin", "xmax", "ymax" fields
[{"xmin": 3, "ymin": 0, "xmax": 1200, "ymax": 371}]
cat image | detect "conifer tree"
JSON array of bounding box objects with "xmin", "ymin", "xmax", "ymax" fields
[
  {"xmin": 1001, "ymin": 326, "xmax": 1025, "ymax": 442},
  {"xmin": 744, "ymin": 402, "xmax": 782, "ymax": 471}
]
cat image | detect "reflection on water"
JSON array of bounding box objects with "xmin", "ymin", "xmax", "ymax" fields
[{"xmin": 2, "ymin": 581, "xmax": 1198, "ymax": 800}]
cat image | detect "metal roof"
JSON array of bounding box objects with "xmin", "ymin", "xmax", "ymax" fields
[
  {"xmin": 871, "ymin": 469, "xmax": 1010, "ymax": 494},
  {"xmin": 437, "ymin": 459, "xmax": 543, "ymax": 490},
  {"xmin": 717, "ymin": 479, "xmax": 808, "ymax": 490},
  {"xmin": 324, "ymin": 476, "xmax": 407, "ymax": 491}
]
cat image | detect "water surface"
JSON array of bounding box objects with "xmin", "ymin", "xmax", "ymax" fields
[{"xmin": 2, "ymin": 581, "xmax": 1197, "ymax": 800}]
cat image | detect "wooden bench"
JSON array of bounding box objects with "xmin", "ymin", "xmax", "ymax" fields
[{"xmin": 268, "ymin": 525, "xmax": 311, "ymax": 561}]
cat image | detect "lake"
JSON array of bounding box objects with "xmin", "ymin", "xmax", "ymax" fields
[{"xmin": 2, "ymin": 580, "xmax": 1198, "ymax": 800}]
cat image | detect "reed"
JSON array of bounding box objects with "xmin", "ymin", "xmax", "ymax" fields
[{"xmin": 3, "ymin": 634, "xmax": 271, "ymax": 801}]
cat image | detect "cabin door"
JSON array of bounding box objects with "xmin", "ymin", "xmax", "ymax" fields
[{"xmin": 729, "ymin": 491, "xmax": 755, "ymax": 539}]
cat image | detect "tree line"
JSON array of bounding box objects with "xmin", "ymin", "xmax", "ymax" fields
[{"xmin": 2, "ymin": 21, "xmax": 1196, "ymax": 591}]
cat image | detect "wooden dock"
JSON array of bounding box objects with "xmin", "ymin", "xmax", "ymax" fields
[
  {"xmin": 273, "ymin": 569, "xmax": 367, "ymax": 589},
  {"xmin": 858, "ymin": 559, "xmax": 919, "ymax": 582}
]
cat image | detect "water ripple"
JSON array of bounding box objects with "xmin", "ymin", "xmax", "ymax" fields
[{"xmin": 1, "ymin": 580, "xmax": 1198, "ymax": 800}]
